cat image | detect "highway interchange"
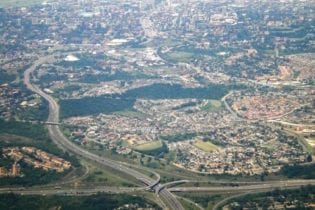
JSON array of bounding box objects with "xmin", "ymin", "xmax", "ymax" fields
[{"xmin": 0, "ymin": 53, "xmax": 309, "ymax": 209}]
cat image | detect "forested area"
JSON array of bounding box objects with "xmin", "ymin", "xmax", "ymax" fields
[
  {"xmin": 278, "ymin": 163, "xmax": 315, "ymax": 179},
  {"xmin": 0, "ymin": 120, "xmax": 80, "ymax": 186},
  {"xmin": 0, "ymin": 70, "xmax": 15, "ymax": 84},
  {"xmin": 60, "ymin": 83, "xmax": 242, "ymax": 118},
  {"xmin": 79, "ymin": 71, "xmax": 155, "ymax": 83},
  {"xmin": 223, "ymin": 185, "xmax": 315, "ymax": 210},
  {"xmin": 60, "ymin": 97, "xmax": 135, "ymax": 118},
  {"xmin": 0, "ymin": 193, "xmax": 161, "ymax": 210}
]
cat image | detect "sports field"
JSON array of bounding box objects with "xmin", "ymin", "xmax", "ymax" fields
[
  {"xmin": 194, "ymin": 140, "xmax": 220, "ymax": 152},
  {"xmin": 166, "ymin": 51, "xmax": 194, "ymax": 62},
  {"xmin": 133, "ymin": 141, "xmax": 163, "ymax": 151},
  {"xmin": 201, "ymin": 99, "xmax": 223, "ymax": 112}
]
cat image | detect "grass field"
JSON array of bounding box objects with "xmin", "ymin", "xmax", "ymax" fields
[
  {"xmin": 178, "ymin": 197, "xmax": 201, "ymax": 210},
  {"xmin": 81, "ymin": 160, "xmax": 138, "ymax": 187},
  {"xmin": 176, "ymin": 192, "xmax": 235, "ymax": 210},
  {"xmin": 306, "ymin": 138, "xmax": 315, "ymax": 147},
  {"xmin": 0, "ymin": 0, "xmax": 47, "ymax": 8},
  {"xmin": 114, "ymin": 110, "xmax": 148, "ymax": 119},
  {"xmin": 133, "ymin": 141, "xmax": 163, "ymax": 151},
  {"xmin": 0, "ymin": 133, "xmax": 33, "ymax": 145},
  {"xmin": 285, "ymin": 129, "xmax": 315, "ymax": 155},
  {"xmin": 299, "ymin": 136, "xmax": 315, "ymax": 154},
  {"xmin": 201, "ymin": 100, "xmax": 223, "ymax": 112},
  {"xmin": 166, "ymin": 51, "xmax": 195, "ymax": 62},
  {"xmin": 194, "ymin": 140, "xmax": 220, "ymax": 152}
]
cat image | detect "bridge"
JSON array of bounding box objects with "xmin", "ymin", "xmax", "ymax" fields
[{"xmin": 155, "ymin": 180, "xmax": 190, "ymax": 194}]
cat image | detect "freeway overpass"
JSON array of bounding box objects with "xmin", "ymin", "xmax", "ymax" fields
[{"xmin": 156, "ymin": 180, "xmax": 190, "ymax": 194}]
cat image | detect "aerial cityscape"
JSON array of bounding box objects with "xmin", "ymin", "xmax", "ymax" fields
[{"xmin": 0, "ymin": 0, "xmax": 314, "ymax": 209}]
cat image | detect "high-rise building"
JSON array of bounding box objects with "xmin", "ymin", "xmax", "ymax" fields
[
  {"xmin": 11, "ymin": 162, "xmax": 20, "ymax": 176},
  {"xmin": 0, "ymin": 167, "xmax": 7, "ymax": 176}
]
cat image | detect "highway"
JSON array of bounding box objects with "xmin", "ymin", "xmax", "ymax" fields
[
  {"xmin": 169, "ymin": 179, "xmax": 315, "ymax": 192},
  {"xmin": 0, "ymin": 179, "xmax": 314, "ymax": 204},
  {"xmin": 0, "ymin": 186, "xmax": 139, "ymax": 196},
  {"xmin": 156, "ymin": 180, "xmax": 190, "ymax": 194},
  {"xmin": 23, "ymin": 54, "xmax": 184, "ymax": 210}
]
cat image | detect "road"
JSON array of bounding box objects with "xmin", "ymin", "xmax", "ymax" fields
[
  {"xmin": 221, "ymin": 92, "xmax": 313, "ymax": 123},
  {"xmin": 212, "ymin": 191, "xmax": 253, "ymax": 210},
  {"xmin": 267, "ymin": 102, "xmax": 312, "ymax": 120},
  {"xmin": 221, "ymin": 91, "xmax": 244, "ymax": 121},
  {"xmin": 156, "ymin": 180, "xmax": 190, "ymax": 194},
  {"xmin": 169, "ymin": 179, "xmax": 315, "ymax": 192},
  {"xmin": 23, "ymin": 54, "xmax": 184, "ymax": 210},
  {"xmin": 0, "ymin": 186, "xmax": 139, "ymax": 196},
  {"xmin": 268, "ymin": 119, "xmax": 315, "ymax": 127},
  {"xmin": 0, "ymin": 179, "xmax": 314, "ymax": 208}
]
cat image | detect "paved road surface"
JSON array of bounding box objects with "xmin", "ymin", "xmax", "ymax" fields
[
  {"xmin": 169, "ymin": 179, "xmax": 315, "ymax": 192},
  {"xmin": 0, "ymin": 186, "xmax": 138, "ymax": 196},
  {"xmin": 221, "ymin": 92, "xmax": 243, "ymax": 121}
]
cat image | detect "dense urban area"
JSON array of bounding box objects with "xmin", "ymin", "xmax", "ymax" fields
[{"xmin": 0, "ymin": 0, "xmax": 314, "ymax": 209}]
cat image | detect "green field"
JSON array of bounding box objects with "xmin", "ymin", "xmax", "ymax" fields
[
  {"xmin": 194, "ymin": 140, "xmax": 220, "ymax": 152},
  {"xmin": 178, "ymin": 197, "xmax": 201, "ymax": 210},
  {"xmin": 285, "ymin": 129, "xmax": 315, "ymax": 155},
  {"xmin": 81, "ymin": 160, "xmax": 139, "ymax": 187},
  {"xmin": 133, "ymin": 141, "xmax": 163, "ymax": 151},
  {"xmin": 114, "ymin": 110, "xmax": 148, "ymax": 119},
  {"xmin": 166, "ymin": 51, "xmax": 195, "ymax": 62},
  {"xmin": 0, "ymin": 0, "xmax": 47, "ymax": 8},
  {"xmin": 201, "ymin": 100, "xmax": 223, "ymax": 112},
  {"xmin": 176, "ymin": 192, "xmax": 230, "ymax": 210}
]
